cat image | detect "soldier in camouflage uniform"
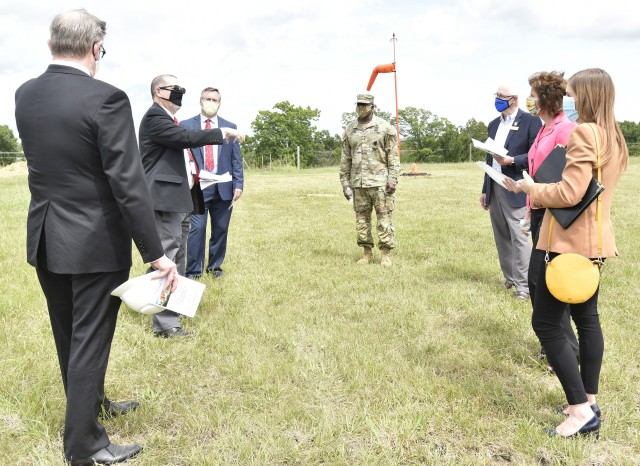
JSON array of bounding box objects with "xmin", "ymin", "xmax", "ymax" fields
[{"xmin": 339, "ymin": 92, "xmax": 399, "ymax": 267}]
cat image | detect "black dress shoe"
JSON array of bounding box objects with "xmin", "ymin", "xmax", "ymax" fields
[
  {"xmin": 547, "ymin": 414, "xmax": 600, "ymax": 439},
  {"xmin": 101, "ymin": 400, "xmax": 140, "ymax": 418},
  {"xmin": 68, "ymin": 443, "xmax": 142, "ymax": 465},
  {"xmin": 208, "ymin": 267, "xmax": 224, "ymax": 278},
  {"xmin": 154, "ymin": 327, "xmax": 193, "ymax": 338}
]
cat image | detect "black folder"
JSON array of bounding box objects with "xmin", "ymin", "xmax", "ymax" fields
[
  {"xmin": 532, "ymin": 145, "xmax": 566, "ymax": 183},
  {"xmin": 532, "ymin": 145, "xmax": 604, "ymax": 229}
]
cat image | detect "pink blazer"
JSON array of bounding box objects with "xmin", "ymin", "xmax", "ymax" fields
[
  {"xmin": 530, "ymin": 124, "xmax": 624, "ymax": 258},
  {"xmin": 527, "ymin": 113, "xmax": 576, "ymax": 208},
  {"xmin": 528, "ymin": 112, "xmax": 576, "ymax": 176}
]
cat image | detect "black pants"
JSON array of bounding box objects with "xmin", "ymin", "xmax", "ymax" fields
[
  {"xmin": 530, "ymin": 250, "xmax": 603, "ymax": 405},
  {"xmin": 529, "ymin": 208, "xmax": 579, "ymax": 357},
  {"xmin": 36, "ymin": 265, "xmax": 129, "ymax": 460}
]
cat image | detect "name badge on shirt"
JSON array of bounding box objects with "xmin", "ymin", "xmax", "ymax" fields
[{"xmin": 510, "ymin": 126, "xmax": 519, "ymax": 131}]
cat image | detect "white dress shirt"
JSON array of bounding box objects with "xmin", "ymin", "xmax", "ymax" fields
[{"xmin": 492, "ymin": 110, "xmax": 517, "ymax": 172}]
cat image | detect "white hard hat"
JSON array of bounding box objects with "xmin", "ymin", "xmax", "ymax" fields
[{"xmin": 111, "ymin": 273, "xmax": 166, "ymax": 315}]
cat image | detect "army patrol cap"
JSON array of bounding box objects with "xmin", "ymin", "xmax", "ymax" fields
[{"xmin": 356, "ymin": 93, "xmax": 374, "ymax": 105}]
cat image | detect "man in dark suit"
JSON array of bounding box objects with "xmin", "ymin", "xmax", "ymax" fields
[
  {"xmin": 14, "ymin": 9, "xmax": 178, "ymax": 465},
  {"xmin": 139, "ymin": 75, "xmax": 244, "ymax": 337},
  {"xmin": 181, "ymin": 87, "xmax": 244, "ymax": 279},
  {"xmin": 480, "ymin": 84, "xmax": 542, "ymax": 300}
]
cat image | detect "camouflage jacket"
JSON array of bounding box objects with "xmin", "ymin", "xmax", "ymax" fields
[{"xmin": 339, "ymin": 115, "xmax": 399, "ymax": 188}]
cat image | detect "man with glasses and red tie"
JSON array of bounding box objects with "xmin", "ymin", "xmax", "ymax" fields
[
  {"xmin": 139, "ymin": 75, "xmax": 244, "ymax": 338},
  {"xmin": 181, "ymin": 87, "xmax": 244, "ymax": 280}
]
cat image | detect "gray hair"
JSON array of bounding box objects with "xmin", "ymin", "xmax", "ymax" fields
[
  {"xmin": 150, "ymin": 75, "xmax": 177, "ymax": 98},
  {"xmin": 49, "ymin": 9, "xmax": 106, "ymax": 58}
]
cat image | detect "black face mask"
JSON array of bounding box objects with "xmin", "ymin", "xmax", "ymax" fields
[
  {"xmin": 166, "ymin": 90, "xmax": 183, "ymax": 107},
  {"xmin": 159, "ymin": 85, "xmax": 186, "ymax": 107}
]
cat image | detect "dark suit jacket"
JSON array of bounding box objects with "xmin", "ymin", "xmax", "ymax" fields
[
  {"xmin": 180, "ymin": 114, "xmax": 244, "ymax": 201},
  {"xmin": 15, "ymin": 65, "xmax": 164, "ymax": 274},
  {"xmin": 482, "ymin": 108, "xmax": 542, "ymax": 208},
  {"xmin": 139, "ymin": 103, "xmax": 225, "ymax": 213}
]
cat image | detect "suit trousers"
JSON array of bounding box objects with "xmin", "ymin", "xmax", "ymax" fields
[
  {"xmin": 488, "ymin": 181, "xmax": 530, "ymax": 292},
  {"xmin": 529, "ymin": 208, "xmax": 578, "ymax": 357},
  {"xmin": 152, "ymin": 210, "xmax": 190, "ymax": 331},
  {"xmin": 36, "ymin": 265, "xmax": 129, "ymax": 460},
  {"xmin": 531, "ymin": 251, "xmax": 604, "ymax": 405},
  {"xmin": 186, "ymin": 187, "xmax": 233, "ymax": 276}
]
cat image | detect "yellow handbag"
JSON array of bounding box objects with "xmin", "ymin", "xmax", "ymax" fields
[{"xmin": 544, "ymin": 124, "xmax": 603, "ymax": 304}]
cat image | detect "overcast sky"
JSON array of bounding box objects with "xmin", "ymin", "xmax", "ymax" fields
[{"xmin": 1, "ymin": 0, "xmax": 639, "ymax": 141}]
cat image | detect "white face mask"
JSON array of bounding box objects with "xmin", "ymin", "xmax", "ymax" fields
[{"xmin": 202, "ymin": 101, "xmax": 220, "ymax": 116}]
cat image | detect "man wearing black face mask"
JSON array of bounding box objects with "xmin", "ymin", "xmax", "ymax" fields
[
  {"xmin": 480, "ymin": 84, "xmax": 541, "ymax": 300},
  {"xmin": 139, "ymin": 74, "xmax": 245, "ymax": 337}
]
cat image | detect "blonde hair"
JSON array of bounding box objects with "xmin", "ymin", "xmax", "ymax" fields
[{"xmin": 569, "ymin": 68, "xmax": 628, "ymax": 171}]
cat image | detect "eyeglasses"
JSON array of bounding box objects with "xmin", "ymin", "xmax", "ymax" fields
[
  {"xmin": 495, "ymin": 94, "xmax": 514, "ymax": 100},
  {"xmin": 93, "ymin": 42, "xmax": 106, "ymax": 59},
  {"xmin": 159, "ymin": 85, "xmax": 187, "ymax": 95},
  {"xmin": 201, "ymin": 97, "xmax": 220, "ymax": 103}
]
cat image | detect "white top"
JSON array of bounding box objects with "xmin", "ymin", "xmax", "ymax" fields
[{"xmin": 492, "ymin": 110, "xmax": 517, "ymax": 172}]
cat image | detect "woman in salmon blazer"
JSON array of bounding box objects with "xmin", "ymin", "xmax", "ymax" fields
[{"xmin": 509, "ymin": 68, "xmax": 629, "ymax": 438}]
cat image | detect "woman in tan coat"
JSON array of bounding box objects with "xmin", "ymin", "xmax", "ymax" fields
[{"xmin": 510, "ymin": 68, "xmax": 628, "ymax": 438}]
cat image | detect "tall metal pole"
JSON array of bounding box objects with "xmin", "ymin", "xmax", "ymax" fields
[{"xmin": 391, "ymin": 33, "xmax": 401, "ymax": 159}]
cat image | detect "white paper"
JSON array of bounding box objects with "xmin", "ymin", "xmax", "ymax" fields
[
  {"xmin": 476, "ymin": 161, "xmax": 515, "ymax": 189},
  {"xmin": 199, "ymin": 171, "xmax": 232, "ymax": 190},
  {"xmin": 111, "ymin": 274, "xmax": 205, "ymax": 317},
  {"xmin": 472, "ymin": 137, "xmax": 509, "ymax": 160}
]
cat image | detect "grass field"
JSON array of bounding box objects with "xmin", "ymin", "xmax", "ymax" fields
[{"xmin": 1, "ymin": 160, "xmax": 639, "ymax": 465}]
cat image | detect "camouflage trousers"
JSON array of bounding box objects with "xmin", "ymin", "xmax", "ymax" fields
[{"xmin": 353, "ymin": 186, "xmax": 395, "ymax": 250}]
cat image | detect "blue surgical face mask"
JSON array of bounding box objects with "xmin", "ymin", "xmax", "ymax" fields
[
  {"xmin": 563, "ymin": 96, "xmax": 579, "ymax": 122},
  {"xmin": 495, "ymin": 97, "xmax": 511, "ymax": 112}
]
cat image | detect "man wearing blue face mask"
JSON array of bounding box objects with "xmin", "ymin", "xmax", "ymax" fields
[{"xmin": 480, "ymin": 84, "xmax": 542, "ymax": 300}]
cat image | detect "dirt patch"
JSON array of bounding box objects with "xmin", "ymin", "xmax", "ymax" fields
[{"xmin": 0, "ymin": 161, "xmax": 28, "ymax": 178}]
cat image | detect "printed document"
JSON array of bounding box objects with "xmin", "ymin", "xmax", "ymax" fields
[
  {"xmin": 199, "ymin": 171, "xmax": 232, "ymax": 189},
  {"xmin": 476, "ymin": 161, "xmax": 515, "ymax": 189},
  {"xmin": 112, "ymin": 274, "xmax": 205, "ymax": 317},
  {"xmin": 472, "ymin": 138, "xmax": 508, "ymax": 160}
]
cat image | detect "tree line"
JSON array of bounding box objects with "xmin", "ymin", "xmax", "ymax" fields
[
  {"xmin": 243, "ymin": 103, "xmax": 640, "ymax": 169},
  {"xmin": 1, "ymin": 113, "xmax": 639, "ymax": 168}
]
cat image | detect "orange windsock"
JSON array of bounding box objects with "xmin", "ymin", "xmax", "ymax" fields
[{"xmin": 366, "ymin": 63, "xmax": 396, "ymax": 91}]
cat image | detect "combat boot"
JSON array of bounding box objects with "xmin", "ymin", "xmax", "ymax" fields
[
  {"xmin": 381, "ymin": 248, "xmax": 392, "ymax": 267},
  {"xmin": 356, "ymin": 247, "xmax": 374, "ymax": 264}
]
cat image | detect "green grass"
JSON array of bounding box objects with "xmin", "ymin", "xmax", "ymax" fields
[{"xmin": 1, "ymin": 160, "xmax": 639, "ymax": 465}]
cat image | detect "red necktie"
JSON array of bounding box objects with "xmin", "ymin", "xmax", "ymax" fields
[
  {"xmin": 174, "ymin": 117, "xmax": 199, "ymax": 184},
  {"xmin": 204, "ymin": 119, "xmax": 215, "ymax": 171}
]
